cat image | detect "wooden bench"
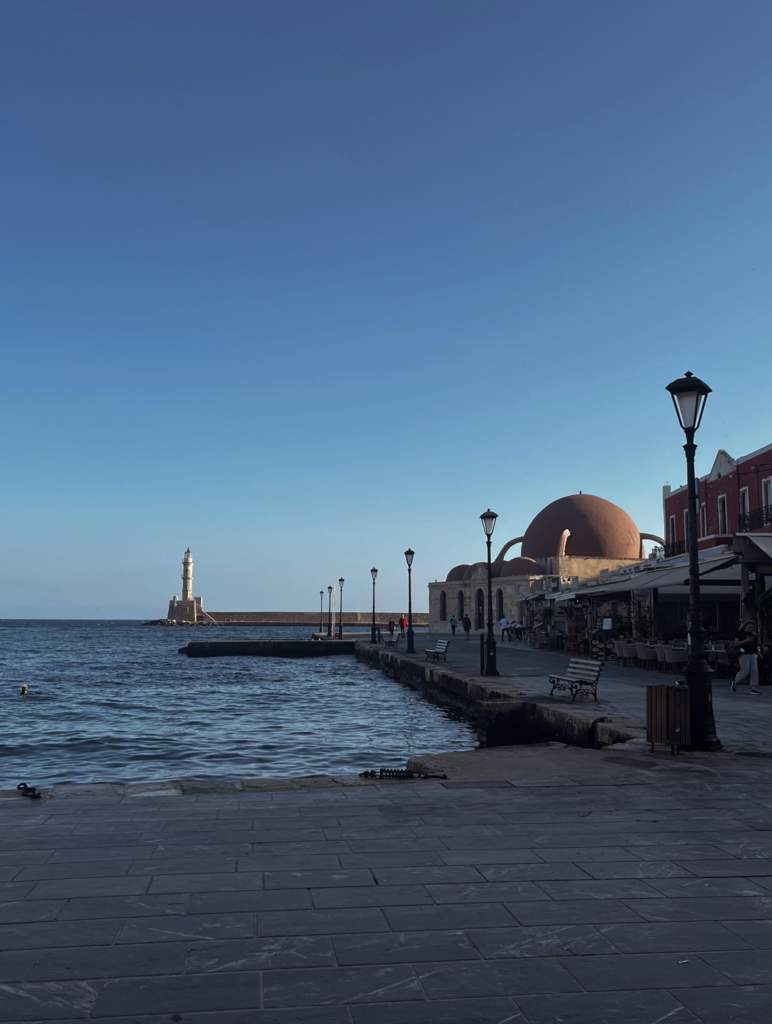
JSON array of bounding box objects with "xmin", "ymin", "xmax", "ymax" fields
[
  {"xmin": 383, "ymin": 635, "xmax": 400, "ymax": 649},
  {"xmin": 425, "ymin": 640, "xmax": 450, "ymax": 663},
  {"xmin": 549, "ymin": 657, "xmax": 603, "ymax": 701}
]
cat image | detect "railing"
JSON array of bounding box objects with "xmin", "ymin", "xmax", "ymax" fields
[
  {"xmin": 664, "ymin": 540, "xmax": 686, "ymax": 558},
  {"xmin": 738, "ymin": 505, "xmax": 772, "ymax": 532}
]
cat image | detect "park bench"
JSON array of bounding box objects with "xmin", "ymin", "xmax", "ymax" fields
[
  {"xmin": 549, "ymin": 657, "xmax": 603, "ymax": 701},
  {"xmin": 383, "ymin": 635, "xmax": 400, "ymax": 649},
  {"xmin": 425, "ymin": 639, "xmax": 450, "ymax": 663}
]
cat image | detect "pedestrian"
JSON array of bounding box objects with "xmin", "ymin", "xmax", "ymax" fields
[
  {"xmin": 449, "ymin": 615, "xmax": 458, "ymax": 636},
  {"xmin": 399, "ymin": 615, "xmax": 407, "ymax": 636},
  {"xmin": 461, "ymin": 613, "xmax": 472, "ymax": 640},
  {"xmin": 732, "ymin": 623, "xmax": 761, "ymax": 694},
  {"xmin": 388, "ymin": 618, "xmax": 395, "ymax": 637},
  {"xmin": 499, "ymin": 615, "xmax": 509, "ymax": 641}
]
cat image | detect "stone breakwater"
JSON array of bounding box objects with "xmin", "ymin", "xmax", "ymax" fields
[{"xmin": 354, "ymin": 642, "xmax": 642, "ymax": 750}]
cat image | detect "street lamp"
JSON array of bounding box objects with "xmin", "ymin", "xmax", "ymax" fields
[
  {"xmin": 327, "ymin": 585, "xmax": 333, "ymax": 638},
  {"xmin": 665, "ymin": 371, "xmax": 721, "ymax": 751},
  {"xmin": 370, "ymin": 568, "xmax": 378, "ymax": 644},
  {"xmin": 404, "ymin": 549, "xmax": 415, "ymax": 654},
  {"xmin": 338, "ymin": 578, "xmax": 345, "ymax": 640},
  {"xmin": 319, "ymin": 590, "xmax": 324, "ymax": 635},
  {"xmin": 480, "ymin": 509, "xmax": 499, "ymax": 676}
]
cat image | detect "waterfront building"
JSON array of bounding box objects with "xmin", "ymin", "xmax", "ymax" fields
[
  {"xmin": 428, "ymin": 493, "xmax": 664, "ymax": 633},
  {"xmin": 663, "ymin": 441, "xmax": 772, "ymax": 554}
]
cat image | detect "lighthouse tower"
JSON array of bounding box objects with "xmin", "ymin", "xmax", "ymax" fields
[
  {"xmin": 167, "ymin": 548, "xmax": 212, "ymax": 623},
  {"xmin": 182, "ymin": 548, "xmax": 194, "ymax": 601}
]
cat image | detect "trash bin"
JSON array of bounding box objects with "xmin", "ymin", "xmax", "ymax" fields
[{"xmin": 646, "ymin": 684, "xmax": 690, "ymax": 754}]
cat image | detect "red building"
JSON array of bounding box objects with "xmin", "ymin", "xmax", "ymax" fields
[{"xmin": 663, "ymin": 442, "xmax": 772, "ymax": 554}]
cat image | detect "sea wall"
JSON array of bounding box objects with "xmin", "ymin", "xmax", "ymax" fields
[
  {"xmin": 354, "ymin": 644, "xmax": 641, "ymax": 749},
  {"xmin": 204, "ymin": 612, "xmax": 429, "ymax": 627}
]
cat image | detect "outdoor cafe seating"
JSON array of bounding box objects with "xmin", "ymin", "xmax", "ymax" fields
[{"xmin": 534, "ymin": 625, "xmax": 738, "ymax": 676}]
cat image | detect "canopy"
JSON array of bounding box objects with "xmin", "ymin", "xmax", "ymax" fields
[
  {"xmin": 734, "ymin": 532, "xmax": 772, "ymax": 565},
  {"xmin": 540, "ymin": 552, "xmax": 738, "ymax": 603}
]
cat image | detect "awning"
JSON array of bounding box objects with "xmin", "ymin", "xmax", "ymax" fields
[
  {"xmin": 734, "ymin": 533, "xmax": 772, "ymax": 564},
  {"xmin": 544, "ymin": 553, "xmax": 738, "ymax": 602}
]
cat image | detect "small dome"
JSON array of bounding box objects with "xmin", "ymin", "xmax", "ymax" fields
[
  {"xmin": 446, "ymin": 564, "xmax": 470, "ymax": 582},
  {"xmin": 463, "ymin": 562, "xmax": 484, "ymax": 581},
  {"xmin": 496, "ymin": 556, "xmax": 543, "ymax": 577},
  {"xmin": 522, "ymin": 494, "xmax": 641, "ymax": 559}
]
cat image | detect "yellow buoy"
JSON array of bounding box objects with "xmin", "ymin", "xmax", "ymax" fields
[{"xmin": 20, "ymin": 684, "xmax": 29, "ymax": 696}]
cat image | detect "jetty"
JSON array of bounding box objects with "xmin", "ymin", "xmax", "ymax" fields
[{"xmin": 180, "ymin": 639, "xmax": 356, "ymax": 657}]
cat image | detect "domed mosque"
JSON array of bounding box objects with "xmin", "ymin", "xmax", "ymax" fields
[{"xmin": 429, "ymin": 493, "xmax": 664, "ymax": 632}]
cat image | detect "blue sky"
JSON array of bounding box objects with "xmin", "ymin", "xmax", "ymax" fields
[{"xmin": 2, "ymin": 0, "xmax": 771, "ymax": 618}]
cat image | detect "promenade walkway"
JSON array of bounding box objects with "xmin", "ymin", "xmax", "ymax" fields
[
  {"xmin": 395, "ymin": 632, "xmax": 772, "ymax": 751},
  {"xmin": 2, "ymin": 744, "xmax": 772, "ymax": 1023}
]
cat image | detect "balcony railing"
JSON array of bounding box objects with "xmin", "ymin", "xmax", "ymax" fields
[
  {"xmin": 738, "ymin": 504, "xmax": 772, "ymax": 532},
  {"xmin": 664, "ymin": 540, "xmax": 686, "ymax": 558}
]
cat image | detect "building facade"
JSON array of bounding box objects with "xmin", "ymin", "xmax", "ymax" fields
[
  {"xmin": 663, "ymin": 442, "xmax": 772, "ymax": 554},
  {"xmin": 428, "ymin": 493, "xmax": 664, "ymax": 633}
]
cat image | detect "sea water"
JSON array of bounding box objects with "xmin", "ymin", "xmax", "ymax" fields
[{"xmin": 0, "ymin": 621, "xmax": 476, "ymax": 788}]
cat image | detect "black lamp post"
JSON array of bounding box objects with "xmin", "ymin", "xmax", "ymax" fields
[
  {"xmin": 480, "ymin": 509, "xmax": 499, "ymax": 676},
  {"xmin": 370, "ymin": 568, "xmax": 378, "ymax": 644},
  {"xmin": 404, "ymin": 549, "xmax": 415, "ymax": 654},
  {"xmin": 338, "ymin": 578, "xmax": 344, "ymax": 640},
  {"xmin": 319, "ymin": 590, "xmax": 324, "ymax": 635},
  {"xmin": 327, "ymin": 585, "xmax": 333, "ymax": 638},
  {"xmin": 665, "ymin": 371, "xmax": 721, "ymax": 751}
]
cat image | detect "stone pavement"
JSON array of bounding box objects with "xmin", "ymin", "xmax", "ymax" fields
[
  {"xmin": 2, "ymin": 744, "xmax": 772, "ymax": 1024},
  {"xmin": 397, "ymin": 632, "xmax": 772, "ymax": 751}
]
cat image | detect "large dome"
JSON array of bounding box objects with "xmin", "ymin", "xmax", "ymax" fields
[{"xmin": 522, "ymin": 494, "xmax": 641, "ymax": 559}]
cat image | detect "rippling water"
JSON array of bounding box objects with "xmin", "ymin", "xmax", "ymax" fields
[{"xmin": 0, "ymin": 621, "xmax": 476, "ymax": 788}]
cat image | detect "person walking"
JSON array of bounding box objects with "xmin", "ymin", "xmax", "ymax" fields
[
  {"xmin": 399, "ymin": 615, "xmax": 407, "ymax": 637},
  {"xmin": 449, "ymin": 615, "xmax": 457, "ymax": 636},
  {"xmin": 388, "ymin": 618, "xmax": 395, "ymax": 638},
  {"xmin": 499, "ymin": 615, "xmax": 509, "ymax": 641},
  {"xmin": 732, "ymin": 623, "xmax": 760, "ymax": 694},
  {"xmin": 461, "ymin": 613, "xmax": 472, "ymax": 640}
]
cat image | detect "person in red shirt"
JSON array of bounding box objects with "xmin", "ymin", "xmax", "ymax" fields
[{"xmin": 399, "ymin": 615, "xmax": 407, "ymax": 636}]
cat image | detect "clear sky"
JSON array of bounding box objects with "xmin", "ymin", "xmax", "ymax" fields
[{"xmin": 2, "ymin": 0, "xmax": 771, "ymax": 618}]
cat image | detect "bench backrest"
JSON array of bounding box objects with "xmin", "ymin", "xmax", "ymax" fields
[
  {"xmin": 565, "ymin": 657, "xmax": 603, "ymax": 681},
  {"xmin": 436, "ymin": 640, "xmax": 449, "ymax": 649}
]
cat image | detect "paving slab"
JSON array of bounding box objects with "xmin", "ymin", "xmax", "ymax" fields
[{"xmin": 4, "ymin": 741, "xmax": 772, "ymax": 1022}]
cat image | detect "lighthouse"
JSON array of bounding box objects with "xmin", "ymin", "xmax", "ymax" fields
[
  {"xmin": 182, "ymin": 548, "xmax": 194, "ymax": 601},
  {"xmin": 166, "ymin": 548, "xmax": 213, "ymax": 624}
]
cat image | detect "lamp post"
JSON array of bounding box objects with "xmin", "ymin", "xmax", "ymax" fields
[
  {"xmin": 338, "ymin": 578, "xmax": 344, "ymax": 640},
  {"xmin": 370, "ymin": 568, "xmax": 378, "ymax": 644},
  {"xmin": 665, "ymin": 371, "xmax": 721, "ymax": 751},
  {"xmin": 480, "ymin": 509, "xmax": 499, "ymax": 676},
  {"xmin": 327, "ymin": 585, "xmax": 333, "ymax": 637},
  {"xmin": 319, "ymin": 590, "xmax": 324, "ymax": 635},
  {"xmin": 404, "ymin": 549, "xmax": 415, "ymax": 654}
]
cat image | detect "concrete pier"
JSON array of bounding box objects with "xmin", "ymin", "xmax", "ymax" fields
[{"xmin": 180, "ymin": 639, "xmax": 357, "ymax": 658}]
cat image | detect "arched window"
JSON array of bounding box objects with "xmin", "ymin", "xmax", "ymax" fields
[
  {"xmin": 457, "ymin": 591, "xmax": 464, "ymax": 618},
  {"xmin": 439, "ymin": 591, "xmax": 447, "ymax": 621},
  {"xmin": 497, "ymin": 589, "xmax": 504, "ymax": 620},
  {"xmin": 476, "ymin": 589, "xmax": 485, "ymax": 630}
]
